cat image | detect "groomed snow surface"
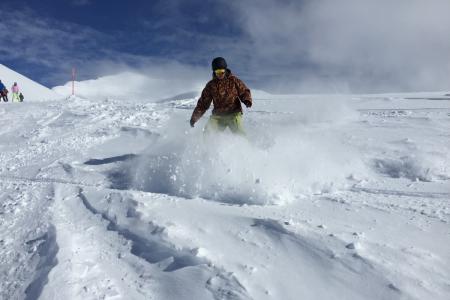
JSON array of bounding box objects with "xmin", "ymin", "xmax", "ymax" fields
[{"xmin": 1, "ymin": 71, "xmax": 449, "ymax": 300}]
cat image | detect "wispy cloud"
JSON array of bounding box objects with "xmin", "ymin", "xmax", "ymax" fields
[
  {"xmin": 0, "ymin": 8, "xmax": 114, "ymax": 84},
  {"xmin": 0, "ymin": 7, "xmax": 208, "ymax": 87}
]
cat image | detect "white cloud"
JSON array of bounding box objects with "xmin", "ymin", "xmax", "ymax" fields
[{"xmin": 230, "ymin": 0, "xmax": 450, "ymax": 92}]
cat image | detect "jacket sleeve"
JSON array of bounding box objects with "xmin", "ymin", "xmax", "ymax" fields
[
  {"xmin": 234, "ymin": 77, "xmax": 252, "ymax": 105},
  {"xmin": 190, "ymin": 84, "xmax": 213, "ymax": 123}
]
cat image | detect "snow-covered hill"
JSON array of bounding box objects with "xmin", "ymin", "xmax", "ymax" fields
[
  {"xmin": 0, "ymin": 69, "xmax": 449, "ymax": 300},
  {"xmin": 52, "ymin": 71, "xmax": 200, "ymax": 102},
  {"xmin": 52, "ymin": 71, "xmax": 273, "ymax": 103},
  {"xmin": 0, "ymin": 64, "xmax": 62, "ymax": 101}
]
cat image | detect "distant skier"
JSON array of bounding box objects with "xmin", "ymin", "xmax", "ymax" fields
[
  {"xmin": 0, "ymin": 80, "xmax": 8, "ymax": 102},
  {"xmin": 11, "ymin": 82, "xmax": 20, "ymax": 102},
  {"xmin": 190, "ymin": 57, "xmax": 252, "ymax": 135}
]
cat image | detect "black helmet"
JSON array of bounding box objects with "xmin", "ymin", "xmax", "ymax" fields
[{"xmin": 211, "ymin": 57, "xmax": 227, "ymax": 71}]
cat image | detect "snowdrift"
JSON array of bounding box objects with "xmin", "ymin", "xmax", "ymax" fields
[
  {"xmin": 52, "ymin": 71, "xmax": 205, "ymax": 102},
  {"xmin": 52, "ymin": 70, "xmax": 273, "ymax": 103}
]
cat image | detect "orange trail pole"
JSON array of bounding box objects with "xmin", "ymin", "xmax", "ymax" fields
[{"xmin": 71, "ymin": 67, "xmax": 76, "ymax": 96}]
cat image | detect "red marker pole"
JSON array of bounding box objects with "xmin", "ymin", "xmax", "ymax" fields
[{"xmin": 71, "ymin": 67, "xmax": 76, "ymax": 96}]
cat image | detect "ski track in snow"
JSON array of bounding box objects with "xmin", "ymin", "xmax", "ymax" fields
[{"xmin": 0, "ymin": 93, "xmax": 449, "ymax": 300}]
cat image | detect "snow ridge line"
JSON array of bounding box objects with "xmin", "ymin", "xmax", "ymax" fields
[
  {"xmin": 350, "ymin": 187, "xmax": 449, "ymax": 199},
  {"xmin": 0, "ymin": 175, "xmax": 101, "ymax": 188},
  {"xmin": 357, "ymin": 108, "xmax": 450, "ymax": 112},
  {"xmin": 77, "ymin": 189, "xmax": 207, "ymax": 271},
  {"xmin": 24, "ymin": 225, "xmax": 59, "ymax": 300},
  {"xmin": 76, "ymin": 188, "xmax": 251, "ymax": 299}
]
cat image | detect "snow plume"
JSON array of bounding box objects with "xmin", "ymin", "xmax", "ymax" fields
[{"xmin": 131, "ymin": 98, "xmax": 366, "ymax": 205}]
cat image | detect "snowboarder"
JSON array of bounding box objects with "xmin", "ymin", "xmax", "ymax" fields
[
  {"xmin": 11, "ymin": 82, "xmax": 20, "ymax": 102},
  {"xmin": 0, "ymin": 80, "xmax": 8, "ymax": 102},
  {"xmin": 190, "ymin": 57, "xmax": 252, "ymax": 135}
]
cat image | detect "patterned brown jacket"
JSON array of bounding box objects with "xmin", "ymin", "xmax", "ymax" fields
[{"xmin": 190, "ymin": 70, "xmax": 252, "ymax": 124}]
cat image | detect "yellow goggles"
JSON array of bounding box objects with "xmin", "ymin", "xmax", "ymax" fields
[{"xmin": 214, "ymin": 69, "xmax": 226, "ymax": 75}]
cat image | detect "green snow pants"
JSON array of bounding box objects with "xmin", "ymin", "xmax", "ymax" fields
[
  {"xmin": 205, "ymin": 112, "xmax": 246, "ymax": 135},
  {"xmin": 11, "ymin": 92, "xmax": 20, "ymax": 102}
]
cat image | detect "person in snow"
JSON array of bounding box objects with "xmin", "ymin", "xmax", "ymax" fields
[
  {"xmin": 190, "ymin": 57, "xmax": 252, "ymax": 135},
  {"xmin": 19, "ymin": 92, "xmax": 24, "ymax": 102},
  {"xmin": 11, "ymin": 82, "xmax": 20, "ymax": 102},
  {"xmin": 0, "ymin": 80, "xmax": 8, "ymax": 102}
]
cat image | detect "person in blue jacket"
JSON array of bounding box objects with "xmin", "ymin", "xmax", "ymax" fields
[{"xmin": 0, "ymin": 80, "xmax": 8, "ymax": 102}]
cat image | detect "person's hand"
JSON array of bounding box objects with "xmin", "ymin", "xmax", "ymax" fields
[
  {"xmin": 190, "ymin": 119, "xmax": 195, "ymax": 127},
  {"xmin": 243, "ymin": 100, "xmax": 252, "ymax": 108}
]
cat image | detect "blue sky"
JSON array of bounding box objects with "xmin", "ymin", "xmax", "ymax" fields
[
  {"xmin": 1, "ymin": 0, "xmax": 242, "ymax": 85},
  {"xmin": 1, "ymin": 0, "xmax": 450, "ymax": 93}
]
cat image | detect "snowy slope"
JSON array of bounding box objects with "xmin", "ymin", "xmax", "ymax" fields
[
  {"xmin": 53, "ymin": 71, "xmax": 191, "ymax": 102},
  {"xmin": 0, "ymin": 64, "xmax": 62, "ymax": 101},
  {"xmin": 52, "ymin": 71, "xmax": 272, "ymax": 103},
  {"xmin": 0, "ymin": 71, "xmax": 449, "ymax": 300}
]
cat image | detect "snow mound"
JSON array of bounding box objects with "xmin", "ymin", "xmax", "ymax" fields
[
  {"xmin": 0, "ymin": 64, "xmax": 62, "ymax": 101},
  {"xmin": 52, "ymin": 68, "xmax": 274, "ymax": 104},
  {"xmin": 52, "ymin": 71, "xmax": 204, "ymax": 102},
  {"xmin": 374, "ymin": 153, "xmax": 450, "ymax": 182}
]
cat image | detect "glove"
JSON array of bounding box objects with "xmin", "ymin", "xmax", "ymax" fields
[
  {"xmin": 243, "ymin": 100, "xmax": 252, "ymax": 108},
  {"xmin": 190, "ymin": 119, "xmax": 195, "ymax": 127}
]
